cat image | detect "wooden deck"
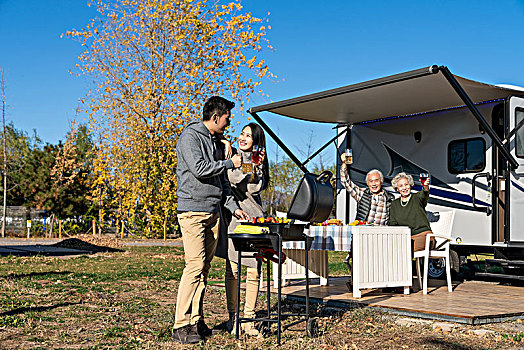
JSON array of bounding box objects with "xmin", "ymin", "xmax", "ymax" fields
[{"xmin": 270, "ymin": 277, "xmax": 524, "ymax": 324}]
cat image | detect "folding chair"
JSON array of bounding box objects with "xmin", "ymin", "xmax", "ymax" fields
[{"xmin": 414, "ymin": 210, "xmax": 455, "ymax": 295}]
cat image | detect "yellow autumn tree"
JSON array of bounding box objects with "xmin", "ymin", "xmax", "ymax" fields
[{"xmin": 66, "ymin": 0, "xmax": 273, "ymax": 237}]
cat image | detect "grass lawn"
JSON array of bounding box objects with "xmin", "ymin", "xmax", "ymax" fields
[{"xmin": 0, "ymin": 245, "xmax": 520, "ymax": 349}]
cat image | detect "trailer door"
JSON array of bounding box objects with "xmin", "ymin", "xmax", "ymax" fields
[{"xmin": 508, "ymin": 96, "xmax": 524, "ymax": 243}]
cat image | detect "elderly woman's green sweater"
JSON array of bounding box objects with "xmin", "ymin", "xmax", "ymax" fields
[{"xmin": 389, "ymin": 190, "xmax": 431, "ymax": 235}]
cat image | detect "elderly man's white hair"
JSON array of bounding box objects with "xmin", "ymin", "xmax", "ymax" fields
[
  {"xmin": 391, "ymin": 172, "xmax": 414, "ymax": 190},
  {"xmin": 366, "ymin": 169, "xmax": 384, "ymax": 183}
]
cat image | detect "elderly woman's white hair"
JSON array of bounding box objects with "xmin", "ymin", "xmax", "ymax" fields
[
  {"xmin": 391, "ymin": 172, "xmax": 414, "ymax": 190},
  {"xmin": 366, "ymin": 169, "xmax": 384, "ymax": 183}
]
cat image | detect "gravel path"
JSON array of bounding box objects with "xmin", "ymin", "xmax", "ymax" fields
[{"xmin": 0, "ymin": 237, "xmax": 183, "ymax": 247}]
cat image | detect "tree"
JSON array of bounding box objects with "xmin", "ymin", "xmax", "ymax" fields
[
  {"xmin": 66, "ymin": 0, "xmax": 273, "ymax": 237},
  {"xmin": 19, "ymin": 143, "xmax": 59, "ymax": 211},
  {"xmin": 0, "ymin": 123, "xmax": 36, "ymax": 206},
  {"xmin": 51, "ymin": 121, "xmax": 95, "ymax": 219},
  {"xmin": 1, "ymin": 68, "xmax": 6, "ymax": 237},
  {"xmin": 262, "ymin": 157, "xmax": 303, "ymax": 216}
]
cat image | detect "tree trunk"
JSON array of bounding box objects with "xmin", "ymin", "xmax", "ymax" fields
[
  {"xmin": 269, "ymin": 186, "xmax": 275, "ymax": 217},
  {"xmin": 163, "ymin": 215, "xmax": 167, "ymax": 240},
  {"xmin": 49, "ymin": 213, "xmax": 55, "ymax": 238}
]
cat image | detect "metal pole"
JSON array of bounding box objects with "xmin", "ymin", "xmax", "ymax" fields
[
  {"xmin": 302, "ymin": 126, "xmax": 349, "ymax": 167},
  {"xmin": 344, "ymin": 126, "xmax": 351, "ymax": 224},
  {"xmin": 250, "ymin": 112, "xmax": 309, "ymax": 174},
  {"xmin": 267, "ymin": 257, "xmax": 271, "ymax": 321},
  {"xmin": 235, "ymin": 252, "xmax": 242, "ymax": 339},
  {"xmin": 277, "ymin": 234, "xmax": 282, "ymax": 345},
  {"xmin": 305, "ymin": 237, "xmax": 310, "ymax": 328},
  {"xmin": 438, "ymin": 65, "xmax": 519, "ymax": 169}
]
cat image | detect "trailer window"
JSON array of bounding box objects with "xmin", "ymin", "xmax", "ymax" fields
[
  {"xmin": 516, "ymin": 108, "xmax": 524, "ymax": 158},
  {"xmin": 448, "ymin": 138, "xmax": 485, "ymax": 173}
]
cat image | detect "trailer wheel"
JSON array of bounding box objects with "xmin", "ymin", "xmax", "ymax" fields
[
  {"xmin": 306, "ymin": 318, "xmax": 319, "ymax": 338},
  {"xmin": 427, "ymin": 258, "xmax": 446, "ymax": 279},
  {"xmin": 427, "ymin": 250, "xmax": 460, "ymax": 279}
]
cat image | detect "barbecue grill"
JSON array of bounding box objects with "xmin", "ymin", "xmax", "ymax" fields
[{"xmin": 229, "ymin": 170, "xmax": 334, "ymax": 345}]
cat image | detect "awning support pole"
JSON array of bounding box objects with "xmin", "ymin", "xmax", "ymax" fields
[
  {"xmin": 439, "ymin": 65, "xmax": 519, "ymax": 170},
  {"xmin": 250, "ymin": 111, "xmax": 309, "ymax": 173},
  {"xmin": 504, "ymin": 116, "xmax": 524, "ymax": 145},
  {"xmin": 302, "ymin": 125, "xmax": 349, "ymax": 167}
]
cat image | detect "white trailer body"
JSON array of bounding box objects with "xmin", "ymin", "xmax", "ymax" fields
[{"xmin": 337, "ymin": 98, "xmax": 524, "ymax": 256}]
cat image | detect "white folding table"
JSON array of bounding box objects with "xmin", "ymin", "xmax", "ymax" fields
[{"xmin": 276, "ymin": 225, "xmax": 412, "ymax": 298}]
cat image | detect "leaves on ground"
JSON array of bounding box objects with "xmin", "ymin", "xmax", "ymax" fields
[{"xmin": 0, "ymin": 246, "xmax": 522, "ymax": 349}]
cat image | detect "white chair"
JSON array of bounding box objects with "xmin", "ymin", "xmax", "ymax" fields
[{"xmin": 414, "ymin": 210, "xmax": 455, "ymax": 295}]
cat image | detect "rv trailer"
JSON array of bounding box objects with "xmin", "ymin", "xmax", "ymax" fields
[{"xmin": 249, "ymin": 65, "xmax": 524, "ymax": 280}]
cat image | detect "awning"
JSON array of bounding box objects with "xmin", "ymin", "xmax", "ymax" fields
[{"xmin": 249, "ymin": 65, "xmax": 524, "ymax": 124}]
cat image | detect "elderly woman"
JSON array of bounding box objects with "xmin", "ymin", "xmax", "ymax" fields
[{"xmin": 389, "ymin": 172, "xmax": 433, "ymax": 252}]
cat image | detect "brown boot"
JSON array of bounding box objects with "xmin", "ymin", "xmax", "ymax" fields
[{"xmin": 227, "ymin": 312, "xmax": 236, "ymax": 334}]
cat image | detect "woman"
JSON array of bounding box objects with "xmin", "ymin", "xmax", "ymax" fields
[
  {"xmin": 216, "ymin": 123, "xmax": 269, "ymax": 336},
  {"xmin": 389, "ymin": 172, "xmax": 433, "ymax": 252}
]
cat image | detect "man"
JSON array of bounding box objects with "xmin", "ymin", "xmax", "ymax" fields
[
  {"xmin": 173, "ymin": 96, "xmax": 249, "ymax": 344},
  {"xmin": 340, "ymin": 155, "xmax": 395, "ymax": 289},
  {"xmin": 340, "ymin": 154, "xmax": 394, "ymax": 225}
]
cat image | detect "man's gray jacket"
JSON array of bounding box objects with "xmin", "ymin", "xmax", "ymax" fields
[{"xmin": 176, "ymin": 121, "xmax": 239, "ymax": 214}]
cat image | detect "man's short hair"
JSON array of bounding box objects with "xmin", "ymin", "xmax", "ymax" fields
[
  {"xmin": 366, "ymin": 169, "xmax": 384, "ymax": 183},
  {"xmin": 202, "ymin": 96, "xmax": 235, "ymax": 121}
]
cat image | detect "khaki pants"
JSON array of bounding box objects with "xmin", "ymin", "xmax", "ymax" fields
[
  {"xmin": 225, "ymin": 259, "xmax": 260, "ymax": 318},
  {"xmin": 412, "ymin": 230, "xmax": 434, "ymax": 252},
  {"xmin": 174, "ymin": 211, "xmax": 220, "ymax": 329}
]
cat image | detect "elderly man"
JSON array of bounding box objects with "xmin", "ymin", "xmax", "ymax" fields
[
  {"xmin": 340, "ymin": 154, "xmax": 394, "ymax": 225},
  {"xmin": 340, "ymin": 155, "xmax": 396, "ymax": 290}
]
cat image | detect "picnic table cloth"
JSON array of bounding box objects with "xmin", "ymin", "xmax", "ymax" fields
[{"xmin": 282, "ymin": 225, "xmax": 353, "ymax": 251}]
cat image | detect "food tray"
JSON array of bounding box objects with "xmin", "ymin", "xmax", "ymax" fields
[
  {"xmin": 228, "ymin": 233, "xmax": 279, "ymax": 252},
  {"xmin": 242, "ymin": 222, "xmax": 307, "ymax": 240}
]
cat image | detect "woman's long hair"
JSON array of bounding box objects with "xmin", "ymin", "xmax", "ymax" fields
[{"xmin": 245, "ymin": 123, "xmax": 270, "ymax": 190}]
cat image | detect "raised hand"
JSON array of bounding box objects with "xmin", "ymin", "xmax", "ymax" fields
[
  {"xmin": 221, "ymin": 139, "xmax": 233, "ymax": 159},
  {"xmin": 231, "ymin": 154, "xmax": 242, "ymax": 168}
]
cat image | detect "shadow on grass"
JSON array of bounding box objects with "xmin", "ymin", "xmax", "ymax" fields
[
  {"xmin": 422, "ymin": 336, "xmax": 480, "ymax": 350},
  {"xmin": 3, "ymin": 270, "xmax": 72, "ymax": 280},
  {"xmin": 0, "ymin": 301, "xmax": 81, "ymax": 317},
  {"xmin": 51, "ymin": 238, "xmax": 123, "ymax": 253},
  {"xmin": 0, "ymin": 238, "xmax": 123, "ymax": 257}
]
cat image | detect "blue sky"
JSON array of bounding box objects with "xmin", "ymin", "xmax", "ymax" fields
[{"xmin": 1, "ymin": 0, "xmax": 524, "ymax": 167}]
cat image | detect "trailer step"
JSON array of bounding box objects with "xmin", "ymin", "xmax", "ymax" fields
[
  {"xmin": 474, "ymin": 272, "xmax": 524, "ymax": 281},
  {"xmin": 485, "ymin": 259, "xmax": 524, "ymax": 266}
]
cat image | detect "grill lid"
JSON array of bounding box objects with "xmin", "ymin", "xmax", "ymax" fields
[{"xmin": 287, "ymin": 171, "xmax": 334, "ymax": 223}]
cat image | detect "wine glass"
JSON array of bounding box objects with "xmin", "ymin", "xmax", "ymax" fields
[
  {"xmin": 251, "ymin": 145, "xmax": 263, "ymax": 166},
  {"xmin": 419, "ymin": 173, "xmax": 430, "ymax": 186},
  {"xmin": 344, "ymin": 149, "xmax": 353, "ymax": 165}
]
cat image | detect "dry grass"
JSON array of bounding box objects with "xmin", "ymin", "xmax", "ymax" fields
[{"xmin": 0, "ymin": 244, "xmax": 521, "ymax": 349}]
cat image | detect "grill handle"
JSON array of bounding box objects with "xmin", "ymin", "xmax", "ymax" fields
[{"xmin": 316, "ymin": 171, "xmax": 333, "ymax": 184}]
